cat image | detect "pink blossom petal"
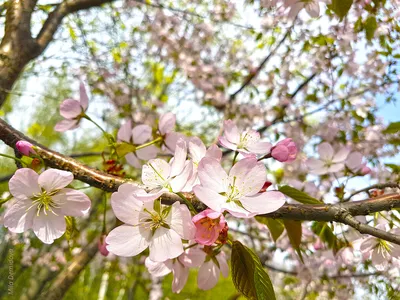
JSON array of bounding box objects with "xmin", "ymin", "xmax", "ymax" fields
[
  {"xmin": 126, "ymin": 153, "xmax": 141, "ymax": 168},
  {"xmin": 142, "ymin": 159, "xmax": 171, "ymax": 188},
  {"xmin": 333, "ymin": 147, "xmax": 351, "ymax": 163},
  {"xmin": 172, "ymin": 261, "xmax": 189, "ymax": 293},
  {"xmin": 134, "ymin": 188, "xmax": 166, "ymax": 203},
  {"xmin": 32, "ymin": 213, "xmax": 66, "ymax": 244},
  {"xmin": 4, "ymin": 199, "xmax": 35, "ymax": 233},
  {"xmin": 169, "ymin": 202, "xmax": 196, "ymax": 240},
  {"xmin": 305, "ymin": 2, "xmax": 320, "ymax": 17},
  {"xmin": 193, "ymin": 185, "xmax": 225, "ymax": 213},
  {"xmin": 159, "ymin": 112, "xmax": 176, "ymax": 135},
  {"xmin": 246, "ymin": 141, "xmax": 272, "ymax": 156},
  {"xmin": 318, "ymin": 142, "xmax": 334, "ymax": 161},
  {"xmin": 306, "ymin": 158, "xmax": 324, "ymax": 172},
  {"xmin": 132, "ymin": 124, "xmax": 152, "ymax": 144},
  {"xmin": 218, "ymin": 136, "xmax": 237, "ymax": 151},
  {"xmin": 205, "ymin": 144, "xmax": 222, "ymax": 161},
  {"xmin": 179, "ymin": 248, "xmax": 206, "ymax": 268},
  {"xmin": 117, "ymin": 120, "xmax": 132, "ymax": 142},
  {"xmin": 189, "ymin": 137, "xmax": 207, "ymax": 164},
  {"xmin": 328, "ymin": 163, "xmax": 345, "ymax": 173},
  {"xmin": 52, "ymin": 188, "xmax": 91, "ymax": 217},
  {"xmin": 170, "ymin": 161, "xmax": 193, "ymax": 193},
  {"xmin": 198, "ymin": 260, "xmax": 220, "ymax": 290},
  {"xmin": 9, "ymin": 168, "xmax": 40, "ymax": 199},
  {"xmin": 229, "ymin": 158, "xmax": 266, "ymax": 196},
  {"xmin": 222, "ymin": 201, "xmax": 257, "ymax": 218},
  {"xmin": 271, "ymin": 145, "xmax": 290, "ymax": 162},
  {"xmin": 149, "ymin": 227, "xmax": 184, "ymax": 262},
  {"xmin": 240, "ymin": 191, "xmax": 286, "ymax": 214},
  {"xmin": 164, "ymin": 132, "xmax": 186, "ymax": 154},
  {"xmin": 54, "ymin": 119, "xmax": 79, "ymax": 132},
  {"xmin": 59, "ymin": 99, "xmax": 82, "ymax": 119},
  {"xmin": 38, "ymin": 169, "xmax": 73, "ymax": 191},
  {"xmin": 197, "ymin": 158, "xmax": 228, "ymax": 193},
  {"xmin": 170, "ymin": 139, "xmax": 188, "ymax": 177},
  {"xmin": 216, "ymin": 252, "xmax": 229, "ymax": 277},
  {"xmin": 106, "ymin": 225, "xmax": 151, "ymax": 257},
  {"xmin": 110, "ymin": 184, "xmax": 143, "ymax": 225},
  {"xmin": 145, "ymin": 258, "xmax": 172, "ymax": 277},
  {"xmin": 223, "ymin": 120, "xmax": 240, "ymax": 144},
  {"xmin": 136, "ymin": 145, "xmax": 158, "ymax": 161},
  {"xmin": 79, "ymin": 82, "xmax": 89, "ymax": 110}
]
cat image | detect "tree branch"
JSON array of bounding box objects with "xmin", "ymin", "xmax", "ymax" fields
[
  {"xmin": 344, "ymin": 183, "xmax": 400, "ymax": 202},
  {"xmin": 36, "ymin": 0, "xmax": 116, "ymax": 52},
  {"xmin": 228, "ymin": 26, "xmax": 293, "ymax": 103},
  {"xmin": 1, "ymin": 118, "xmax": 400, "ymax": 244}
]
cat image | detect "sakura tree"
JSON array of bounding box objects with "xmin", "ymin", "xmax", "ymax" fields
[{"xmin": 0, "ymin": 0, "xmax": 400, "ymax": 299}]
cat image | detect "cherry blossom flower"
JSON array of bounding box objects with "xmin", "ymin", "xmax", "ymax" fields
[
  {"xmin": 134, "ymin": 138, "xmax": 193, "ymax": 202},
  {"xmin": 271, "ymin": 138, "xmax": 298, "ymax": 162},
  {"xmin": 16, "ymin": 141, "xmax": 36, "ymax": 156},
  {"xmin": 3, "ymin": 168, "xmax": 91, "ymax": 244},
  {"xmin": 55, "ymin": 82, "xmax": 89, "ymax": 132},
  {"xmin": 218, "ymin": 120, "xmax": 272, "ymax": 157},
  {"xmin": 106, "ymin": 183, "xmax": 195, "ymax": 261},
  {"xmin": 98, "ymin": 235, "xmax": 109, "ymax": 256},
  {"xmin": 145, "ymin": 247, "xmax": 206, "ymax": 293},
  {"xmin": 285, "ymin": 0, "xmax": 324, "ymax": 18},
  {"xmin": 345, "ymin": 152, "xmax": 371, "ymax": 175},
  {"xmin": 158, "ymin": 112, "xmax": 186, "ymax": 153},
  {"xmin": 117, "ymin": 120, "xmax": 158, "ymax": 168},
  {"xmin": 306, "ymin": 142, "xmax": 351, "ymax": 175},
  {"xmin": 359, "ymin": 225, "xmax": 400, "ymax": 270},
  {"xmin": 193, "ymin": 157, "xmax": 286, "ymax": 218},
  {"xmin": 197, "ymin": 251, "xmax": 229, "ymax": 290},
  {"xmin": 192, "ymin": 209, "xmax": 227, "ymax": 245}
]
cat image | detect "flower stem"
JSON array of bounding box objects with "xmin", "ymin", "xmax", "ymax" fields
[
  {"xmin": 0, "ymin": 153, "xmax": 28, "ymax": 166},
  {"xmin": 257, "ymin": 153, "xmax": 272, "ymax": 161},
  {"xmin": 136, "ymin": 136, "xmax": 163, "ymax": 150},
  {"xmin": 176, "ymin": 192, "xmax": 197, "ymax": 215},
  {"xmin": 232, "ymin": 151, "xmax": 239, "ymax": 167}
]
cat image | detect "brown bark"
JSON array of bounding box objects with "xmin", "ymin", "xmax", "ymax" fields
[{"xmin": 0, "ymin": 0, "xmax": 116, "ymax": 107}]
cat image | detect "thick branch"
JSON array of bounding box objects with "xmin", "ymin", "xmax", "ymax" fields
[
  {"xmin": 36, "ymin": 0, "xmax": 116, "ymax": 52},
  {"xmin": 0, "ymin": 118, "xmax": 181, "ymax": 203},
  {"xmin": 1, "ymin": 118, "xmax": 400, "ymax": 242}
]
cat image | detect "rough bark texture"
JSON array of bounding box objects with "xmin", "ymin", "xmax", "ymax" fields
[{"xmin": 0, "ymin": 0, "xmax": 116, "ymax": 107}]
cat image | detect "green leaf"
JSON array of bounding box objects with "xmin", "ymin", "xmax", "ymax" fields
[
  {"xmin": 115, "ymin": 142, "xmax": 136, "ymax": 157},
  {"xmin": 365, "ymin": 16, "xmax": 378, "ymax": 41},
  {"xmin": 283, "ymin": 220, "xmax": 303, "ymax": 262},
  {"xmin": 255, "ymin": 217, "xmax": 284, "ymax": 242},
  {"xmin": 330, "ymin": 0, "xmax": 353, "ymax": 19},
  {"xmin": 382, "ymin": 121, "xmax": 400, "ymax": 134},
  {"xmin": 278, "ymin": 185, "xmax": 322, "ymax": 204},
  {"xmin": 231, "ymin": 241, "xmax": 276, "ymax": 300}
]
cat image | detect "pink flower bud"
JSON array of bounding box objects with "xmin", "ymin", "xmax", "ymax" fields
[
  {"xmin": 271, "ymin": 138, "xmax": 297, "ymax": 163},
  {"xmin": 16, "ymin": 141, "xmax": 36, "ymax": 156},
  {"xmin": 361, "ymin": 166, "xmax": 371, "ymax": 175},
  {"xmin": 192, "ymin": 209, "xmax": 227, "ymax": 246},
  {"xmin": 98, "ymin": 235, "xmax": 109, "ymax": 256}
]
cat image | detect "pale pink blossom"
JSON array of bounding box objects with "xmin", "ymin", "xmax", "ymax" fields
[
  {"xmin": 16, "ymin": 141, "xmax": 36, "ymax": 156},
  {"xmin": 306, "ymin": 142, "xmax": 351, "ymax": 175},
  {"xmin": 271, "ymin": 138, "xmax": 298, "ymax": 162},
  {"xmin": 198, "ymin": 251, "xmax": 229, "ymax": 290},
  {"xmin": 4, "ymin": 168, "xmax": 91, "ymax": 244},
  {"xmin": 106, "ymin": 183, "xmax": 195, "ymax": 261},
  {"xmin": 98, "ymin": 235, "xmax": 109, "ymax": 256},
  {"xmin": 192, "ymin": 209, "xmax": 227, "ymax": 245},
  {"xmin": 194, "ymin": 157, "xmax": 286, "ymax": 218},
  {"xmin": 359, "ymin": 225, "xmax": 400, "ymax": 270},
  {"xmin": 145, "ymin": 247, "xmax": 206, "ymax": 293},
  {"xmin": 55, "ymin": 82, "xmax": 89, "ymax": 132},
  {"xmin": 345, "ymin": 152, "xmax": 371, "ymax": 175},
  {"xmin": 117, "ymin": 120, "xmax": 158, "ymax": 168},
  {"xmin": 218, "ymin": 120, "xmax": 272, "ymax": 157},
  {"xmin": 134, "ymin": 139, "xmax": 193, "ymax": 202},
  {"xmin": 284, "ymin": 0, "xmax": 324, "ymax": 18},
  {"xmin": 158, "ymin": 112, "xmax": 186, "ymax": 153}
]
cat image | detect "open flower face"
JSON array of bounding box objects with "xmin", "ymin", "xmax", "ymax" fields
[
  {"xmin": 4, "ymin": 168, "xmax": 91, "ymax": 244},
  {"xmin": 194, "ymin": 157, "xmax": 285, "ymax": 218},
  {"xmin": 218, "ymin": 120, "xmax": 271, "ymax": 157},
  {"xmin": 106, "ymin": 183, "xmax": 195, "ymax": 262}
]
